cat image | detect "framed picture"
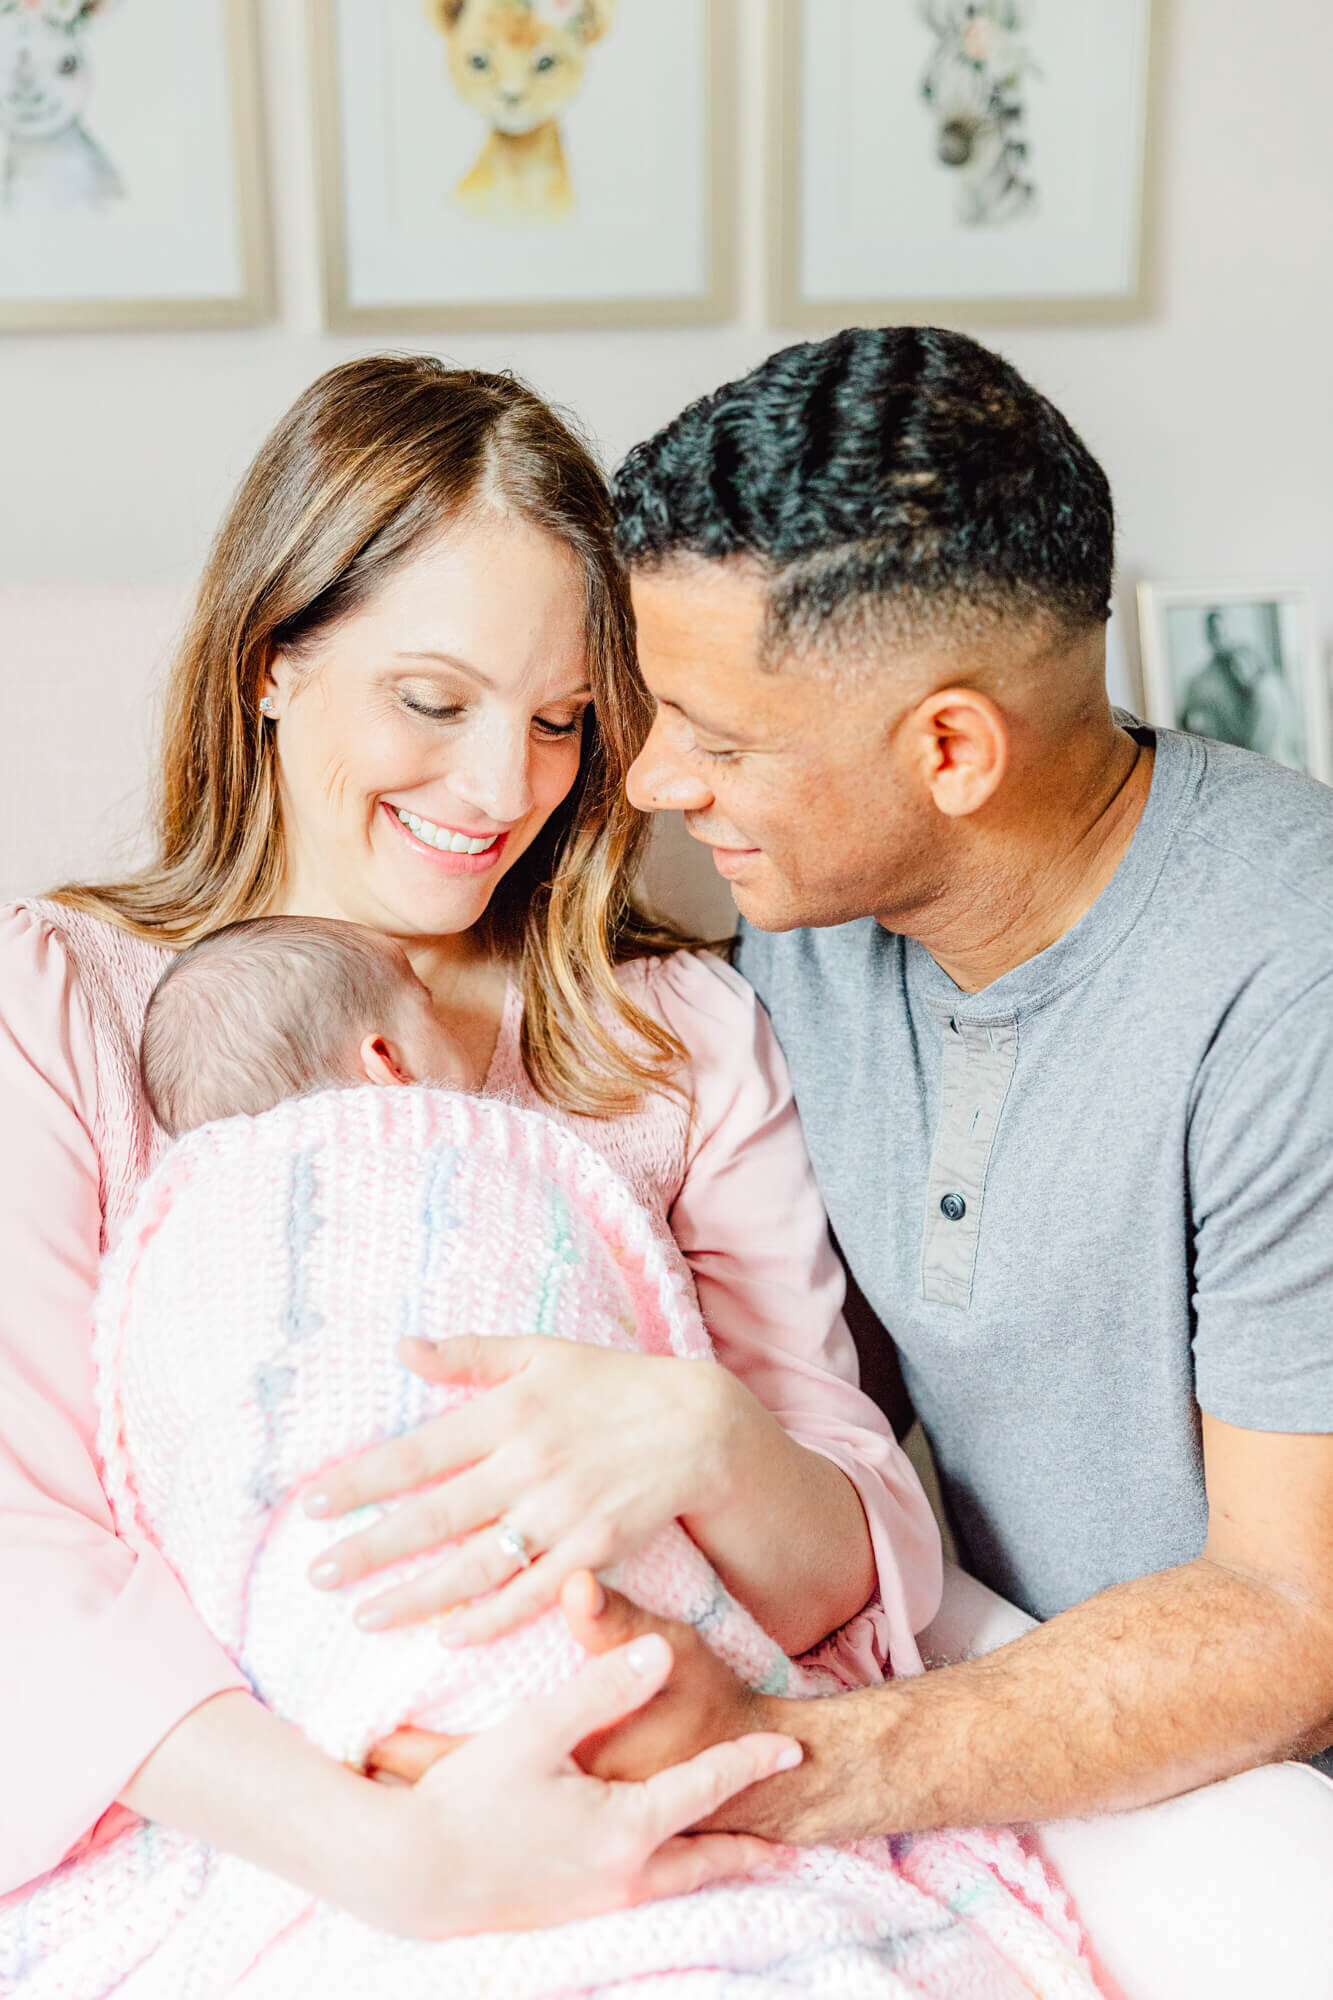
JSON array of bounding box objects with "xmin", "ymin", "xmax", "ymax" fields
[
  {"xmin": 769, "ymin": 0, "xmax": 1155, "ymax": 327},
  {"xmin": 1137, "ymin": 582, "xmax": 1330, "ymax": 785},
  {"xmin": 0, "ymin": 0, "xmax": 271, "ymax": 333},
  {"xmin": 310, "ymin": 0, "xmax": 736, "ymax": 331}
]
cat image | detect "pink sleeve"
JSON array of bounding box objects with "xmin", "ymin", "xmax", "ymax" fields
[
  {"xmin": 655, "ymin": 951, "xmax": 943, "ymax": 1681},
  {"xmin": 0, "ymin": 906, "xmax": 246, "ymax": 1893}
]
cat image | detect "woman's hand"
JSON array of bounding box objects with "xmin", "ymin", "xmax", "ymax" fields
[
  {"xmin": 304, "ymin": 1335, "xmax": 742, "ymax": 1644},
  {"xmin": 343, "ymin": 1631, "xmax": 801, "ymax": 1936}
]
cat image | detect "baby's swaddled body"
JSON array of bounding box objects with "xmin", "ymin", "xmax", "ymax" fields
[
  {"xmin": 5, "ymin": 1085, "xmax": 1098, "ymax": 2000},
  {"xmin": 102, "ymin": 1083, "xmax": 805, "ymax": 1764}
]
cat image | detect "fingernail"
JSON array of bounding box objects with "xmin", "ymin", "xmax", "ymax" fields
[
  {"xmin": 775, "ymin": 1744, "xmax": 803, "ymax": 1772},
  {"xmin": 304, "ymin": 1492, "xmax": 332, "ymax": 1518},
  {"xmin": 309, "ymin": 1560, "xmax": 340, "ymax": 1587},
  {"xmin": 626, "ymin": 1635, "xmax": 669, "ymax": 1676},
  {"xmin": 587, "ymin": 1576, "xmax": 606, "ymax": 1615},
  {"xmin": 354, "ymin": 1603, "xmax": 390, "ymax": 1631}
]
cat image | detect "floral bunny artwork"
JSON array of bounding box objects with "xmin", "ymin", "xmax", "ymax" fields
[
  {"xmin": 426, "ymin": 0, "xmax": 618, "ymax": 225},
  {"xmin": 0, "ymin": 0, "xmax": 122, "ymax": 216}
]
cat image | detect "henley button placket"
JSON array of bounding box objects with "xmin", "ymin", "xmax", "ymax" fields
[{"xmin": 920, "ymin": 1016, "xmax": 1017, "ymax": 1308}]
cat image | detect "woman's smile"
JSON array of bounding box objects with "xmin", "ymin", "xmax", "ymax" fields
[{"xmin": 382, "ymin": 800, "xmax": 510, "ymax": 874}]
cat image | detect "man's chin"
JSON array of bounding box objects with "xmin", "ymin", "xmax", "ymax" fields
[
  {"xmin": 730, "ymin": 880, "xmax": 826, "ymax": 934},
  {"xmin": 731, "ymin": 873, "xmax": 876, "ymax": 934}
]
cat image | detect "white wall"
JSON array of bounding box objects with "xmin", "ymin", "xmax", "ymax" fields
[{"xmin": 2, "ymin": 0, "xmax": 1331, "ymax": 920}]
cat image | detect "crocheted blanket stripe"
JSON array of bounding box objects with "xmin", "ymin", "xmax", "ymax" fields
[{"xmin": 1, "ymin": 1088, "xmax": 1098, "ymax": 1999}]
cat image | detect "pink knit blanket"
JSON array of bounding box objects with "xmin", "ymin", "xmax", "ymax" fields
[{"xmin": 2, "ymin": 1086, "xmax": 1100, "ymax": 1997}]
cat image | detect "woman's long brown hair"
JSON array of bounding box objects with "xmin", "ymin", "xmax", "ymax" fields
[{"xmin": 53, "ymin": 355, "xmax": 701, "ymax": 1117}]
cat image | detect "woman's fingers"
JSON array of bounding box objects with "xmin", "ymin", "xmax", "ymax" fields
[
  {"xmin": 634, "ymin": 1733, "xmax": 805, "ymax": 1849},
  {"xmin": 350, "ymin": 1532, "xmax": 564, "ymax": 1634},
  {"xmin": 434, "ymin": 1547, "xmax": 572, "ymax": 1645},
  {"xmin": 302, "ymin": 1399, "xmax": 498, "ymax": 1520},
  {"xmin": 516, "ymin": 1633, "xmax": 677, "ymax": 1761},
  {"xmin": 364, "ymin": 1726, "xmax": 461, "ymax": 1783},
  {"xmin": 400, "ymin": 1332, "xmax": 541, "ymax": 1387},
  {"xmin": 308, "ymin": 1463, "xmax": 510, "ymax": 1590},
  {"xmin": 632, "ymin": 1832, "xmax": 788, "ymax": 1902}
]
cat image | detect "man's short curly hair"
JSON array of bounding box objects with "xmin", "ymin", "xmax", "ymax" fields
[{"xmin": 613, "ymin": 326, "xmax": 1115, "ymax": 665}]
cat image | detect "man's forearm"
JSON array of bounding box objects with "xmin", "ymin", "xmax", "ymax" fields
[{"xmin": 742, "ymin": 1557, "xmax": 1333, "ymax": 1842}]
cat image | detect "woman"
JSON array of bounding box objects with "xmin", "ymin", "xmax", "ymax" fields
[{"xmin": 0, "ymin": 356, "xmax": 940, "ymax": 1933}]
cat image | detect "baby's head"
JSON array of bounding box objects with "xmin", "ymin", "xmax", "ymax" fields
[{"xmin": 141, "ymin": 916, "xmax": 469, "ymax": 1138}]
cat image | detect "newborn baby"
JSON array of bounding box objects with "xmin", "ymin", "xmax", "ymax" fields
[
  {"xmin": 2, "ymin": 918, "xmax": 1098, "ymax": 1999},
  {"xmin": 139, "ymin": 913, "xmax": 473, "ymax": 1135}
]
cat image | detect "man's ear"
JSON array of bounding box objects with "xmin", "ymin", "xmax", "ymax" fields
[
  {"xmin": 359, "ymin": 1032, "xmax": 413, "ymax": 1088},
  {"xmin": 909, "ymin": 686, "xmax": 1010, "ymax": 819},
  {"xmin": 574, "ymin": 0, "xmax": 618, "ymax": 46}
]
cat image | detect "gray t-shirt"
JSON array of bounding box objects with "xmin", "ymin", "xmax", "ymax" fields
[{"xmin": 736, "ymin": 721, "xmax": 1333, "ymax": 1629}]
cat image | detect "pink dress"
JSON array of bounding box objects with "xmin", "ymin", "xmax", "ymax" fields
[{"xmin": 0, "ymin": 898, "xmax": 942, "ymax": 1895}]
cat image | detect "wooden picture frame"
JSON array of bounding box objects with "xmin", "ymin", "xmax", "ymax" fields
[
  {"xmin": 1137, "ymin": 580, "xmax": 1330, "ymax": 785},
  {"xmin": 310, "ymin": 0, "xmax": 737, "ymax": 332},
  {"xmin": 768, "ymin": 0, "xmax": 1157, "ymax": 330},
  {"xmin": 0, "ymin": 0, "xmax": 271, "ymax": 334}
]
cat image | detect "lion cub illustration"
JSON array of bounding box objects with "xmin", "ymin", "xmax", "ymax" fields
[{"xmin": 426, "ymin": 0, "xmax": 617, "ymax": 225}]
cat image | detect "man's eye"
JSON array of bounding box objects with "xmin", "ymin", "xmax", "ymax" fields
[
  {"xmin": 467, "ymin": 51, "xmax": 490, "ymax": 71},
  {"xmin": 700, "ymin": 744, "xmax": 740, "ymax": 765}
]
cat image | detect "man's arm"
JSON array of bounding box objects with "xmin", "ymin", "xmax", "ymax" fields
[{"xmin": 570, "ymin": 1418, "xmax": 1333, "ymax": 1841}]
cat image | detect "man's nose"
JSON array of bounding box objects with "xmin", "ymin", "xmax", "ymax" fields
[{"xmin": 626, "ymin": 720, "xmax": 712, "ymax": 814}]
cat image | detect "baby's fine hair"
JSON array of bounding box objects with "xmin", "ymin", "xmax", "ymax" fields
[{"xmin": 141, "ymin": 916, "xmax": 416, "ymax": 1137}]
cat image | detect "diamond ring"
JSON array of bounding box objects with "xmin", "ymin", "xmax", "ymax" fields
[{"xmin": 496, "ymin": 1521, "xmax": 533, "ymax": 1569}]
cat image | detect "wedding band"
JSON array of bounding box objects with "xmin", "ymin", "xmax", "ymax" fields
[{"xmin": 496, "ymin": 1521, "xmax": 532, "ymax": 1569}]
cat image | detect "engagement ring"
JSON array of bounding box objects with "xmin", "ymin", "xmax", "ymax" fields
[{"xmin": 496, "ymin": 1521, "xmax": 532, "ymax": 1569}]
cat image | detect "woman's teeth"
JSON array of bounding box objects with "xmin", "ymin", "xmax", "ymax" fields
[{"xmin": 395, "ymin": 808, "xmax": 499, "ymax": 855}]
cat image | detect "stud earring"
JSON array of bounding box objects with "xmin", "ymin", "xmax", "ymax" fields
[{"xmin": 259, "ymin": 695, "xmax": 275, "ymax": 717}]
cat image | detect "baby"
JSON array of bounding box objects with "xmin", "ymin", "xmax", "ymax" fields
[
  {"xmin": 5, "ymin": 917, "xmax": 1097, "ymax": 1998},
  {"xmin": 139, "ymin": 913, "xmax": 473, "ymax": 1136}
]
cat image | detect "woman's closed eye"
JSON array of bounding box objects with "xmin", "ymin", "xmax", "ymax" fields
[{"xmin": 401, "ymin": 694, "xmax": 465, "ymax": 723}]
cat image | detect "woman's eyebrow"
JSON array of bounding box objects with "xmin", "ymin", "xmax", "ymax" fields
[
  {"xmin": 394, "ymin": 648, "xmax": 494, "ymax": 688},
  {"xmin": 393, "ymin": 651, "xmax": 591, "ymax": 702}
]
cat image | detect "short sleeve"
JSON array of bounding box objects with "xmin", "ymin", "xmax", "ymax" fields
[
  {"xmin": 0, "ymin": 905, "xmax": 245, "ymax": 1893},
  {"xmin": 1190, "ymin": 967, "xmax": 1333, "ymax": 1431},
  {"xmin": 651, "ymin": 951, "xmax": 942, "ymax": 1678}
]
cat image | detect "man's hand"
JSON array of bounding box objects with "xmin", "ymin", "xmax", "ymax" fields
[
  {"xmin": 563, "ymin": 1572, "xmax": 768, "ymax": 1779},
  {"xmin": 559, "ymin": 1571, "xmax": 877, "ymax": 1843}
]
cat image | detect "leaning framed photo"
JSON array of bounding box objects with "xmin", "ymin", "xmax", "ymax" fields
[
  {"xmin": 0, "ymin": 0, "xmax": 271, "ymax": 333},
  {"xmin": 769, "ymin": 0, "xmax": 1155, "ymax": 327},
  {"xmin": 310, "ymin": 0, "xmax": 736, "ymax": 331},
  {"xmin": 1137, "ymin": 581, "xmax": 1330, "ymax": 785}
]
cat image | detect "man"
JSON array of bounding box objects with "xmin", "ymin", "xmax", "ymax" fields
[{"xmin": 569, "ymin": 325, "xmax": 1333, "ymax": 1838}]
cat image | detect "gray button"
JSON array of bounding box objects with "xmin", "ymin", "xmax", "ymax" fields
[{"xmin": 940, "ymin": 1192, "xmax": 967, "ymax": 1222}]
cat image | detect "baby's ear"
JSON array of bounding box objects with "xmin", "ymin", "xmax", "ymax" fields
[
  {"xmin": 425, "ymin": 0, "xmax": 468, "ymax": 36},
  {"xmin": 573, "ymin": 0, "xmax": 618, "ymax": 47},
  {"xmin": 359, "ymin": 1032, "xmax": 413, "ymax": 1088}
]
